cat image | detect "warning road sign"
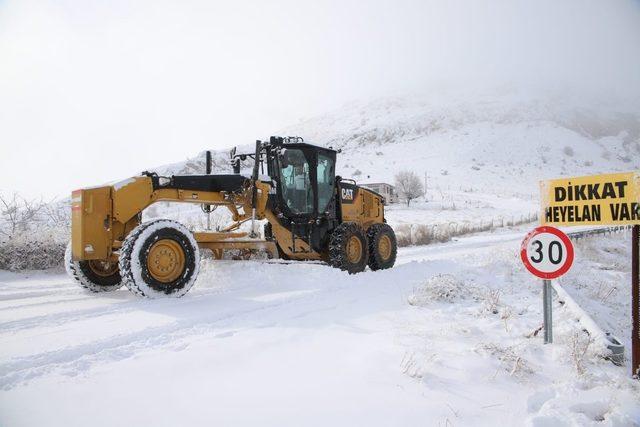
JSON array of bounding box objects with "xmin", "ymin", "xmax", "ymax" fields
[
  {"xmin": 521, "ymin": 226, "xmax": 574, "ymax": 279},
  {"xmin": 541, "ymin": 171, "xmax": 640, "ymax": 226}
]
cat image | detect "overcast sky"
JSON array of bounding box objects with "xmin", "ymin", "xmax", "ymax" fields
[{"xmin": 1, "ymin": 0, "xmax": 639, "ymax": 199}]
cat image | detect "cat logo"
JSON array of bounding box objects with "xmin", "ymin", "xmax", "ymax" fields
[{"xmin": 341, "ymin": 188, "xmax": 354, "ymax": 200}]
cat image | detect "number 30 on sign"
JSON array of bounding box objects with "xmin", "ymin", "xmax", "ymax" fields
[{"xmin": 521, "ymin": 226, "xmax": 574, "ymax": 279}]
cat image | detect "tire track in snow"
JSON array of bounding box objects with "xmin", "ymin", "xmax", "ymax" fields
[
  {"xmin": 0, "ymin": 287, "xmax": 79, "ymax": 302},
  {"xmin": 0, "ymin": 294, "xmax": 100, "ymax": 311},
  {"xmin": 0, "ymin": 279, "xmax": 346, "ymax": 390},
  {"xmin": 0, "ymin": 257, "xmax": 437, "ymax": 390},
  {"xmin": 0, "ymin": 231, "xmax": 520, "ymax": 390},
  {"xmin": 0, "ymin": 273, "xmax": 270, "ymax": 333}
]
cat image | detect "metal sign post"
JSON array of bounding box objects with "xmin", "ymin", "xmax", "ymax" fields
[
  {"xmin": 521, "ymin": 226, "xmax": 574, "ymax": 345},
  {"xmin": 543, "ymin": 279, "xmax": 553, "ymax": 344},
  {"xmin": 632, "ymin": 224, "xmax": 639, "ymax": 378}
]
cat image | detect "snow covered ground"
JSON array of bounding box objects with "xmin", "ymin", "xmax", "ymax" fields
[
  {"xmin": 1, "ymin": 92, "xmax": 639, "ymax": 426},
  {"xmin": 385, "ymin": 190, "xmax": 537, "ymax": 229},
  {"xmin": 1, "ymin": 228, "xmax": 638, "ymax": 426}
]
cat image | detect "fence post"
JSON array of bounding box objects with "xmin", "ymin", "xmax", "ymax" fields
[{"xmin": 632, "ymin": 225, "xmax": 639, "ymax": 378}]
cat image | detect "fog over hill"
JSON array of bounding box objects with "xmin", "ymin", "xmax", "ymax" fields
[{"xmin": 155, "ymin": 90, "xmax": 640, "ymax": 199}]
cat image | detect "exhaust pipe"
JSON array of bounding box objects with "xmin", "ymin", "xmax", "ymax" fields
[
  {"xmin": 250, "ymin": 140, "xmax": 261, "ymax": 238},
  {"xmin": 206, "ymin": 150, "xmax": 212, "ymax": 175},
  {"xmin": 204, "ymin": 150, "xmax": 212, "ymax": 230}
]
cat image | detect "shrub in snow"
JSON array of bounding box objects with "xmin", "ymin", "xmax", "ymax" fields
[
  {"xmin": 0, "ymin": 233, "xmax": 67, "ymax": 271},
  {"xmin": 568, "ymin": 331, "xmax": 594, "ymax": 375},
  {"xmin": 412, "ymin": 225, "xmax": 435, "ymax": 246},
  {"xmin": 0, "ymin": 194, "xmax": 70, "ymax": 271},
  {"xmin": 409, "ymin": 274, "xmax": 470, "ymax": 305},
  {"xmin": 475, "ymin": 343, "xmax": 534, "ymax": 380},
  {"xmin": 394, "ymin": 213, "xmax": 538, "ymax": 248},
  {"xmin": 395, "ymin": 224, "xmax": 453, "ymax": 247},
  {"xmin": 394, "ymin": 225, "xmax": 413, "ymax": 247},
  {"xmin": 482, "ymin": 289, "xmax": 501, "ymax": 314},
  {"xmin": 563, "ymin": 146, "xmax": 574, "ymax": 156}
]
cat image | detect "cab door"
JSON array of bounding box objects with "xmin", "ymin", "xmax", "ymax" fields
[{"xmin": 277, "ymin": 148, "xmax": 315, "ymax": 217}]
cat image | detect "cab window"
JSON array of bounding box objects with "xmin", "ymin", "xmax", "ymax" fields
[
  {"xmin": 317, "ymin": 153, "xmax": 335, "ymax": 213},
  {"xmin": 279, "ymin": 149, "xmax": 314, "ymax": 214}
]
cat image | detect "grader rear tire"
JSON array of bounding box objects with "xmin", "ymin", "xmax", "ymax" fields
[
  {"xmin": 65, "ymin": 243, "xmax": 123, "ymax": 292},
  {"xmin": 328, "ymin": 222, "xmax": 368, "ymax": 274},
  {"xmin": 119, "ymin": 220, "xmax": 200, "ymax": 298},
  {"xmin": 366, "ymin": 223, "xmax": 397, "ymax": 271}
]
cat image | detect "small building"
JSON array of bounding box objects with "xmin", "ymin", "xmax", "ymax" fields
[{"xmin": 361, "ymin": 182, "xmax": 398, "ymax": 204}]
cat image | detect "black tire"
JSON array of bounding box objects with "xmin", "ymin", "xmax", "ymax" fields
[
  {"xmin": 328, "ymin": 222, "xmax": 369, "ymax": 274},
  {"xmin": 65, "ymin": 242, "xmax": 123, "ymax": 292},
  {"xmin": 264, "ymin": 222, "xmax": 273, "ymax": 240},
  {"xmin": 367, "ymin": 223, "xmax": 397, "ymax": 271},
  {"xmin": 119, "ymin": 220, "xmax": 200, "ymax": 298}
]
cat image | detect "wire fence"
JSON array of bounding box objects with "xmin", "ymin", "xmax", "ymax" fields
[{"xmin": 395, "ymin": 212, "xmax": 540, "ymax": 247}]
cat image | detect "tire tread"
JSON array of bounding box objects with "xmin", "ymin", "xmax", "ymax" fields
[
  {"xmin": 366, "ymin": 223, "xmax": 397, "ymax": 271},
  {"xmin": 328, "ymin": 222, "xmax": 368, "ymax": 274}
]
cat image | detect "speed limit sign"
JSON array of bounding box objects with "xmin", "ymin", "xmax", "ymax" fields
[{"xmin": 521, "ymin": 226, "xmax": 574, "ymax": 279}]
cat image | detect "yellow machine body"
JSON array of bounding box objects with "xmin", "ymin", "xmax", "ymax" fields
[
  {"xmin": 71, "ymin": 187, "xmax": 113, "ymax": 261},
  {"xmin": 71, "ymin": 174, "xmax": 385, "ymax": 263},
  {"xmin": 72, "ymin": 175, "xmax": 278, "ymax": 262},
  {"xmin": 341, "ymin": 187, "xmax": 384, "ymax": 227}
]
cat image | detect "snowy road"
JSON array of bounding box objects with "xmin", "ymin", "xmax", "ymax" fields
[{"xmin": 1, "ymin": 230, "xmax": 638, "ymax": 426}]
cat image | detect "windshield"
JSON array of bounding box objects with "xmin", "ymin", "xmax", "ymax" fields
[{"xmin": 279, "ymin": 148, "xmax": 314, "ymax": 214}]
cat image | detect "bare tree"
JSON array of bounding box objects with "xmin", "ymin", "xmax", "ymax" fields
[
  {"xmin": 0, "ymin": 193, "xmax": 46, "ymax": 239},
  {"xmin": 42, "ymin": 199, "xmax": 71, "ymax": 228},
  {"xmin": 394, "ymin": 171, "xmax": 424, "ymax": 206},
  {"xmin": 0, "ymin": 194, "xmax": 70, "ymax": 271},
  {"xmin": 0, "ymin": 193, "xmax": 20, "ymax": 238}
]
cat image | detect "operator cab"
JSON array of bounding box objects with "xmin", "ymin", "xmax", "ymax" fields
[
  {"xmin": 265, "ymin": 136, "xmax": 337, "ymax": 222},
  {"xmin": 229, "ymin": 135, "xmax": 388, "ymax": 262},
  {"xmin": 229, "ymin": 136, "xmax": 340, "ymax": 254}
]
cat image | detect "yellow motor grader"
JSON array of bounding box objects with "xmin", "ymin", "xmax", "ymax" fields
[{"xmin": 66, "ymin": 136, "xmax": 397, "ymax": 297}]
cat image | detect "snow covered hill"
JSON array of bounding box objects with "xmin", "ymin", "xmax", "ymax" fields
[
  {"xmin": 148, "ymin": 91, "xmax": 639, "ymax": 233},
  {"xmin": 157, "ymin": 91, "xmax": 639, "ymax": 196},
  {"xmin": 285, "ymin": 92, "xmax": 639, "ymax": 194}
]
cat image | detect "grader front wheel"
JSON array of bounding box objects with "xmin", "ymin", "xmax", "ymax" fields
[
  {"xmin": 65, "ymin": 243, "xmax": 123, "ymax": 292},
  {"xmin": 119, "ymin": 220, "xmax": 200, "ymax": 298}
]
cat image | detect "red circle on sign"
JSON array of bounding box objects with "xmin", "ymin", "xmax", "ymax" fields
[{"xmin": 520, "ymin": 226, "xmax": 574, "ymax": 279}]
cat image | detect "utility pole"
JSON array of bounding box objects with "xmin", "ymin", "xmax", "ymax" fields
[{"xmin": 424, "ymin": 171, "xmax": 428, "ymax": 199}]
